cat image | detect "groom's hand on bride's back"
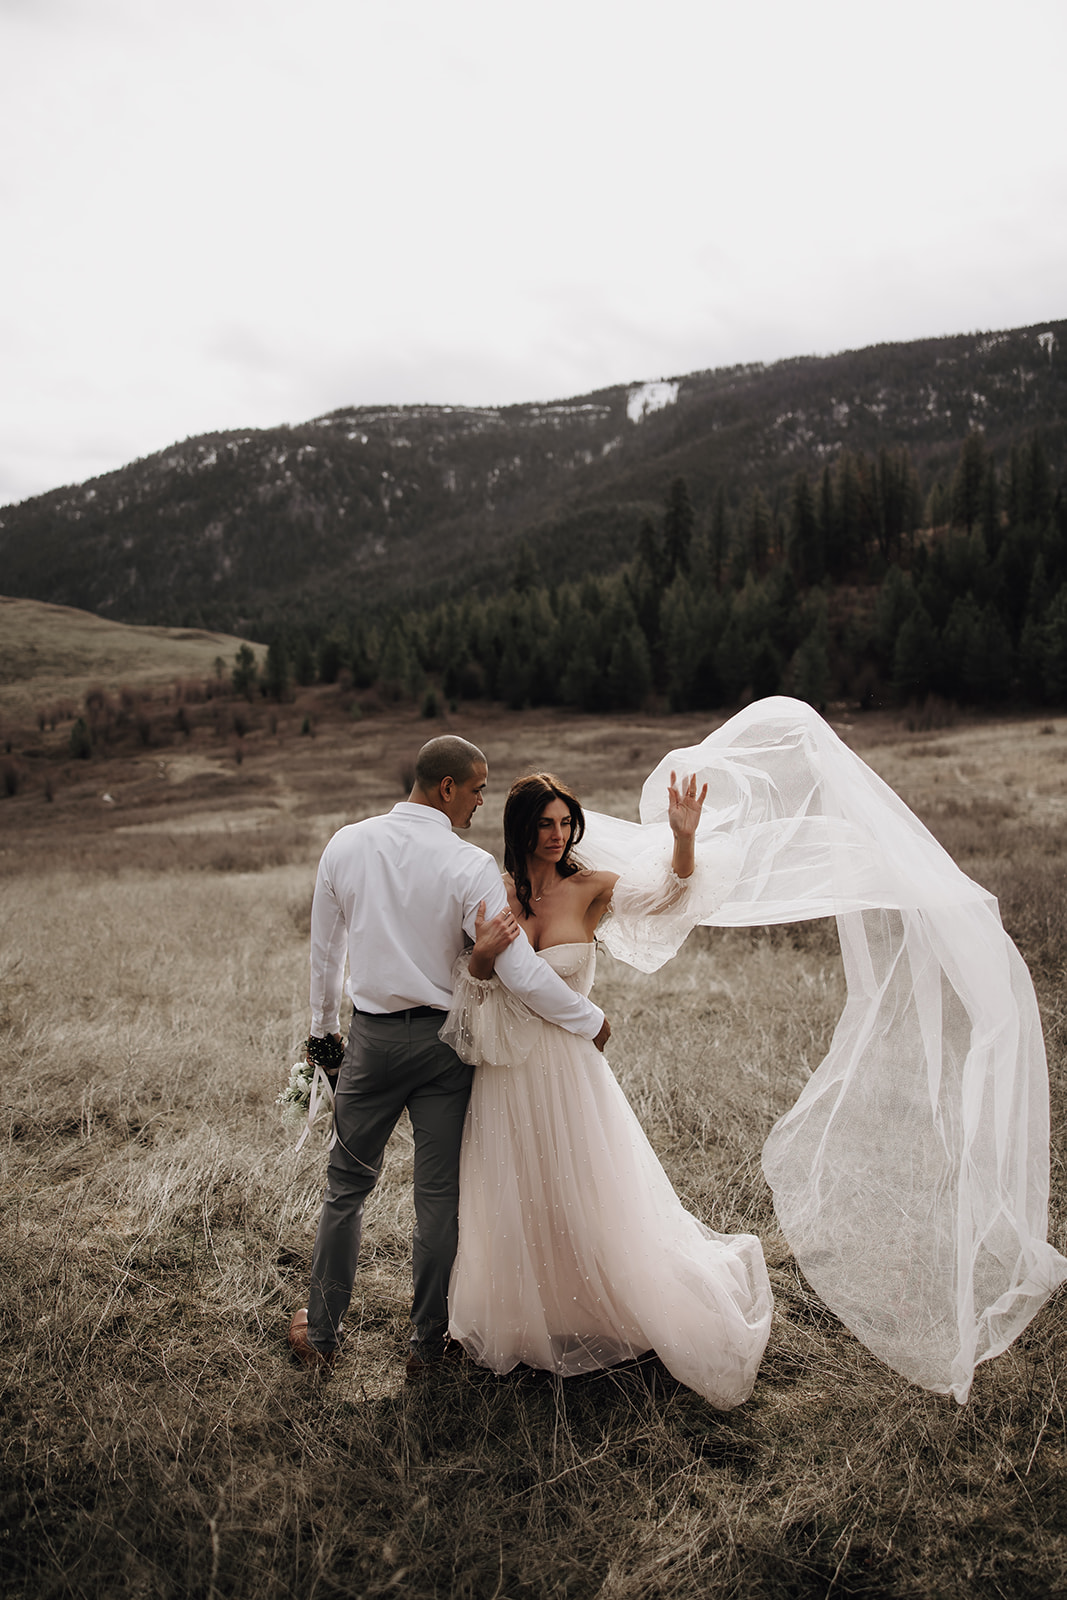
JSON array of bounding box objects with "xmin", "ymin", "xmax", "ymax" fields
[{"xmin": 593, "ymin": 1018, "xmax": 611, "ymax": 1052}]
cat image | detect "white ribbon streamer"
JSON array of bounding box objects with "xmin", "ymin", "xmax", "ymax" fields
[{"xmin": 293, "ymin": 1063, "xmax": 338, "ymax": 1154}]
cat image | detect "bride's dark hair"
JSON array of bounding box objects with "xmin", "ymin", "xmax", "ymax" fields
[{"xmin": 504, "ymin": 773, "xmax": 586, "ymax": 920}]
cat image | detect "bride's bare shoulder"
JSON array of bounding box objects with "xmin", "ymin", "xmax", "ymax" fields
[{"xmin": 571, "ymin": 866, "xmax": 617, "ymax": 899}]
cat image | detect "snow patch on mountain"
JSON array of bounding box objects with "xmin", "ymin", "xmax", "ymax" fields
[{"xmin": 627, "ymin": 381, "xmax": 679, "ymax": 424}]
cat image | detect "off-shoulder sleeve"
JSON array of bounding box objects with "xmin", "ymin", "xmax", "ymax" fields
[
  {"xmin": 598, "ymin": 834, "xmax": 742, "ymax": 972},
  {"xmin": 439, "ymin": 950, "xmax": 543, "ymax": 1069}
]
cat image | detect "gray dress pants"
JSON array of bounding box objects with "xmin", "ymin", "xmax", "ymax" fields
[{"xmin": 306, "ymin": 1010, "xmax": 473, "ymax": 1358}]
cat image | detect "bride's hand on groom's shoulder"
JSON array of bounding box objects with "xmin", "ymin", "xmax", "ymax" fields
[{"xmin": 469, "ymin": 900, "xmax": 521, "ymax": 979}]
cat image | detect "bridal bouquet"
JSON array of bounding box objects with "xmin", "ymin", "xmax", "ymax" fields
[
  {"xmin": 278, "ymin": 1037, "xmax": 344, "ymax": 1150},
  {"xmin": 277, "ymin": 1058, "xmax": 318, "ymax": 1127}
]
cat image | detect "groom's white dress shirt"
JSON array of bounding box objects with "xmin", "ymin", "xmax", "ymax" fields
[{"xmin": 309, "ymin": 801, "xmax": 604, "ymax": 1041}]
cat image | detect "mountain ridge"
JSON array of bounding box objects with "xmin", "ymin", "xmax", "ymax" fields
[{"xmin": 1, "ymin": 319, "xmax": 1063, "ymax": 632}]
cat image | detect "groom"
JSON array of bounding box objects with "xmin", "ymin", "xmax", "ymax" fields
[{"xmin": 288, "ymin": 734, "xmax": 610, "ymax": 1377}]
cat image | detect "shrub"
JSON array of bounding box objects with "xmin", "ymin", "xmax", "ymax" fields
[
  {"xmin": 69, "ymin": 718, "xmax": 92, "ymax": 760},
  {"xmin": 1, "ymin": 760, "xmax": 21, "ymax": 797},
  {"xmin": 906, "ymin": 695, "xmax": 958, "ymax": 733},
  {"xmin": 421, "ymin": 690, "xmax": 440, "ymax": 719}
]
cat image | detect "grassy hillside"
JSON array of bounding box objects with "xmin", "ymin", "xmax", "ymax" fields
[
  {"xmin": 1, "ymin": 694, "xmax": 1065, "ymax": 1598},
  {"xmin": 0, "ymin": 595, "xmax": 262, "ymax": 721}
]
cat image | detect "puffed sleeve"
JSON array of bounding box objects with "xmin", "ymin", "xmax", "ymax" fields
[
  {"xmin": 597, "ymin": 834, "xmax": 742, "ymax": 972},
  {"xmin": 438, "ymin": 950, "xmax": 543, "ymax": 1069}
]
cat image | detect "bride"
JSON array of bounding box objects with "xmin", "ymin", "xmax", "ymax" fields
[
  {"xmin": 441, "ymin": 766, "xmax": 774, "ymax": 1408},
  {"xmin": 443, "ymin": 699, "xmax": 1067, "ymax": 1406}
]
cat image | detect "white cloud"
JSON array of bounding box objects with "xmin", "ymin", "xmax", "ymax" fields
[{"xmin": 1, "ymin": 0, "xmax": 1065, "ymax": 503}]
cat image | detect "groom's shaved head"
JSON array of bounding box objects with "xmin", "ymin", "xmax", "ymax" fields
[{"xmin": 414, "ymin": 736, "xmax": 487, "ymax": 793}]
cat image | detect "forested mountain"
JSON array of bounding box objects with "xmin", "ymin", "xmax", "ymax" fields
[{"xmin": 2, "ymin": 320, "xmax": 1064, "ymax": 640}]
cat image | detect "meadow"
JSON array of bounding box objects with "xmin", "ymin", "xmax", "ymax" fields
[{"xmin": 2, "ymin": 647, "xmax": 1066, "ymax": 1598}]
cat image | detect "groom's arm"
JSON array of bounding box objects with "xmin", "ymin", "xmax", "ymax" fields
[
  {"xmin": 464, "ymin": 870, "xmax": 605, "ymax": 1041},
  {"xmin": 309, "ymin": 843, "xmax": 348, "ymax": 1037}
]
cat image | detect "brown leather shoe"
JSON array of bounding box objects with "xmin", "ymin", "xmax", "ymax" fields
[{"xmin": 288, "ymin": 1308, "xmax": 337, "ymax": 1372}]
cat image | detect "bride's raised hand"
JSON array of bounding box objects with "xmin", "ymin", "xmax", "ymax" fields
[{"xmin": 667, "ymin": 770, "xmax": 708, "ymax": 840}]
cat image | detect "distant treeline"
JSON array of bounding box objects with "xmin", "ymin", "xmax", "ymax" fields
[{"xmin": 254, "ymin": 431, "xmax": 1067, "ymax": 713}]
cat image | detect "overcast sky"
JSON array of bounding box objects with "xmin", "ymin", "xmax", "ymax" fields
[{"xmin": 2, "ymin": 0, "xmax": 1065, "ymax": 506}]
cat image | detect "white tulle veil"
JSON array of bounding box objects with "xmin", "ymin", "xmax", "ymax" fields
[{"xmin": 579, "ymin": 696, "xmax": 1066, "ymax": 1403}]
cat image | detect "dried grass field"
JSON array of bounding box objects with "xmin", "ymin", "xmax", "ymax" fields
[{"xmin": 2, "ymin": 680, "xmax": 1067, "ymax": 1599}]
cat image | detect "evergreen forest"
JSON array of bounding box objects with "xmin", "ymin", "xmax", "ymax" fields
[{"xmin": 253, "ymin": 430, "xmax": 1067, "ymax": 715}]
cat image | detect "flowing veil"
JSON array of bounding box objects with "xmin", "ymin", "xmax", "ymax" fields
[{"xmin": 579, "ymin": 697, "xmax": 1066, "ymax": 1403}]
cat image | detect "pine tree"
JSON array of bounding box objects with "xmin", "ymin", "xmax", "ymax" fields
[
  {"xmin": 293, "ymin": 633, "xmax": 316, "ymax": 687},
  {"xmin": 951, "ymin": 432, "xmax": 987, "ymax": 536},
  {"xmin": 874, "ymin": 565, "xmax": 916, "ymax": 666},
  {"xmin": 1024, "ymin": 436, "xmax": 1053, "ymax": 527},
  {"xmin": 792, "ymin": 626, "xmax": 831, "ymax": 710},
  {"xmin": 788, "ymin": 471, "xmax": 821, "ymax": 584},
  {"xmin": 317, "ymin": 635, "xmax": 345, "ymax": 684},
  {"xmin": 966, "ymin": 604, "xmax": 1013, "ymax": 700},
  {"xmin": 1027, "ymin": 553, "xmax": 1053, "ymax": 625},
  {"xmin": 818, "ymin": 464, "xmax": 842, "ymax": 578},
  {"xmin": 1042, "ymin": 585, "xmax": 1067, "ymax": 702},
  {"xmin": 1019, "ymin": 615, "xmax": 1046, "ymax": 700},
  {"xmin": 925, "ymin": 481, "xmax": 949, "ymax": 532},
  {"xmin": 980, "ymin": 459, "xmax": 1001, "ymax": 557},
  {"xmin": 231, "ymin": 643, "xmax": 257, "ymax": 700},
  {"xmin": 511, "ymin": 541, "xmax": 537, "ymax": 594},
  {"xmin": 714, "ymin": 613, "xmax": 752, "ymax": 705},
  {"xmin": 746, "ymin": 489, "xmax": 773, "ymax": 577},
  {"xmin": 893, "ymin": 605, "xmax": 938, "ymax": 700},
  {"xmin": 378, "ymin": 623, "xmax": 417, "ymax": 702},
  {"xmin": 749, "ymin": 633, "xmax": 783, "ymax": 700},
  {"xmin": 836, "ymin": 452, "xmax": 863, "ymax": 570},
  {"xmin": 710, "ymin": 485, "xmax": 729, "ymax": 591},
  {"xmin": 560, "ymin": 635, "xmax": 607, "ymax": 711},
  {"xmin": 941, "ymin": 596, "xmax": 982, "ymax": 699},
  {"xmin": 661, "ymin": 576, "xmax": 699, "ymax": 710},
  {"xmin": 607, "ymin": 626, "xmax": 653, "ymax": 710},
  {"xmin": 497, "ymin": 634, "xmax": 528, "ymax": 710},
  {"xmin": 264, "ymin": 635, "xmax": 291, "ymax": 702},
  {"xmin": 349, "ymin": 623, "xmax": 377, "ymax": 688},
  {"xmin": 663, "ymin": 478, "xmax": 694, "ymax": 580}
]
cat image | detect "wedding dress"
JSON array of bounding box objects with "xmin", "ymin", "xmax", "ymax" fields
[
  {"xmin": 442, "ymin": 939, "xmax": 774, "ymax": 1408},
  {"xmin": 444, "ymin": 698, "xmax": 1066, "ymax": 1405}
]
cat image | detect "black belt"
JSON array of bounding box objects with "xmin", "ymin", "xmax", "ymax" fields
[{"xmin": 352, "ymin": 1005, "xmax": 444, "ymax": 1020}]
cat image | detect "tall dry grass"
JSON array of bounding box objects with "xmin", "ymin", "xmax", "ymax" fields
[{"xmin": 2, "ymin": 706, "xmax": 1066, "ymax": 1599}]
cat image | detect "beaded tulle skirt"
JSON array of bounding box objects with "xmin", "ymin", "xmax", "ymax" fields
[{"xmin": 442, "ymin": 941, "xmax": 773, "ymax": 1409}]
